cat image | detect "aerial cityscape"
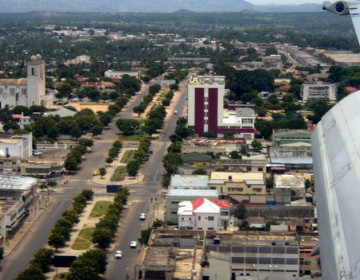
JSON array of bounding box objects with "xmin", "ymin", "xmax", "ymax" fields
[{"xmin": 0, "ymin": 0, "xmax": 359, "ymax": 279}]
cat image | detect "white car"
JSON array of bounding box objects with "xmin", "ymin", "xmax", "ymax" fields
[
  {"xmin": 115, "ymin": 250, "xmax": 122, "ymax": 259},
  {"xmin": 130, "ymin": 241, "xmax": 137, "ymax": 248},
  {"xmin": 139, "ymin": 213, "xmax": 146, "ymax": 220},
  {"xmin": 32, "ymin": 151, "xmax": 43, "ymax": 156}
]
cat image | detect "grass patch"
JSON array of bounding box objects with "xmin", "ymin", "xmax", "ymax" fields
[
  {"xmin": 90, "ymin": 201, "xmax": 112, "ymax": 218},
  {"xmin": 120, "ymin": 150, "xmax": 136, "ymax": 163},
  {"xmin": 111, "ymin": 166, "xmax": 127, "ymax": 181},
  {"xmin": 71, "ymin": 228, "xmax": 95, "ymax": 250}
]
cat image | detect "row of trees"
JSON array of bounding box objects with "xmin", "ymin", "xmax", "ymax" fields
[
  {"xmin": 92, "ymin": 188, "xmax": 129, "ymax": 250},
  {"xmin": 161, "ymin": 90, "xmax": 174, "ymax": 107},
  {"xmin": 64, "ymin": 139, "xmax": 93, "ymax": 171},
  {"xmin": 48, "ymin": 189, "xmax": 94, "ymax": 250},
  {"xmin": 133, "ymin": 84, "xmax": 161, "ymax": 116},
  {"xmin": 126, "ymin": 135, "xmax": 151, "ymax": 177}
]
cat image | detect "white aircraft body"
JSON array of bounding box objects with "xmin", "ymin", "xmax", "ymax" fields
[{"xmin": 313, "ymin": 2, "xmax": 360, "ymax": 279}]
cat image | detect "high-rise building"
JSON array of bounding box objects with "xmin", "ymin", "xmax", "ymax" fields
[{"xmin": 187, "ymin": 75, "xmax": 255, "ymax": 139}]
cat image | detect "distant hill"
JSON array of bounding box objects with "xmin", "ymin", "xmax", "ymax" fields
[
  {"xmin": 0, "ymin": 0, "xmax": 254, "ymax": 13},
  {"xmin": 0, "ymin": 0, "xmax": 323, "ymax": 13}
]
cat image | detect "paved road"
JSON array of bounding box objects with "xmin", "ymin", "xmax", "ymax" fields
[
  {"xmin": 104, "ymin": 79, "xmax": 188, "ymax": 280},
  {"xmin": 0, "ymin": 79, "xmax": 160, "ymax": 280}
]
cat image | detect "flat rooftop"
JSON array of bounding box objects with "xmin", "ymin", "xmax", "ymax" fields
[
  {"xmin": 210, "ymin": 171, "xmax": 264, "ymax": 182},
  {"xmin": 188, "ymin": 75, "xmax": 225, "ymax": 86},
  {"xmin": 168, "ymin": 189, "xmax": 218, "ymax": 197},
  {"xmin": 0, "ymin": 175, "xmax": 37, "ymax": 190},
  {"xmin": 170, "ymin": 174, "xmax": 209, "ymax": 189}
]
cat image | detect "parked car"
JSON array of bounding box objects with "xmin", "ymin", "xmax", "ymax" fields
[
  {"xmin": 32, "ymin": 151, "xmax": 43, "ymax": 156},
  {"xmin": 139, "ymin": 213, "xmax": 146, "ymax": 220},
  {"xmin": 130, "ymin": 241, "xmax": 137, "ymax": 248},
  {"xmin": 92, "ymin": 169, "xmax": 100, "ymax": 176},
  {"xmin": 115, "ymin": 250, "xmax": 123, "ymax": 259}
]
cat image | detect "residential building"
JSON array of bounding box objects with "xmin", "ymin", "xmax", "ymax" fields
[
  {"xmin": 166, "ymin": 189, "xmax": 218, "ymax": 224},
  {"xmin": 187, "ymin": 75, "xmax": 255, "ymax": 139},
  {"xmin": 0, "ymin": 55, "xmax": 53, "ymax": 108},
  {"xmin": 177, "ymin": 197, "xmax": 232, "ymax": 230},
  {"xmin": 301, "ymin": 81, "xmax": 336, "ymax": 103},
  {"xmin": 0, "ymin": 175, "xmax": 38, "ymax": 240},
  {"xmin": 209, "ymin": 171, "xmax": 266, "ymax": 204},
  {"xmin": 183, "ymin": 152, "xmax": 213, "ymax": 167}
]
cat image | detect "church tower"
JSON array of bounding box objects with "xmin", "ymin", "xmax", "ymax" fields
[{"xmin": 27, "ymin": 54, "xmax": 45, "ymax": 106}]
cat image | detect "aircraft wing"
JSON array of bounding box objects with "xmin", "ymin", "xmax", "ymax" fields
[{"xmin": 349, "ymin": 1, "xmax": 360, "ymax": 45}]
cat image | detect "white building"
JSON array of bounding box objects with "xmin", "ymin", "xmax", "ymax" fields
[
  {"xmin": 301, "ymin": 81, "xmax": 336, "ymax": 103},
  {"xmin": 0, "ymin": 55, "xmax": 53, "ymax": 108},
  {"xmin": 177, "ymin": 197, "xmax": 231, "ymax": 230},
  {"xmin": 0, "ymin": 175, "xmax": 38, "ymax": 240},
  {"xmin": 275, "ymin": 174, "xmax": 305, "ymax": 205},
  {"xmin": 104, "ymin": 70, "xmax": 140, "ymax": 80},
  {"xmin": 0, "ymin": 132, "xmax": 32, "ymax": 160},
  {"xmin": 187, "ymin": 75, "xmax": 255, "ymax": 139}
]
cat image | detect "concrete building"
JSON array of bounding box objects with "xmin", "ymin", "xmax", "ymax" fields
[
  {"xmin": 202, "ymin": 232, "xmax": 300, "ymax": 280},
  {"xmin": 187, "ymin": 75, "xmax": 255, "ymax": 139},
  {"xmin": 0, "ymin": 175, "xmax": 38, "ymax": 240},
  {"xmin": 0, "ymin": 55, "xmax": 53, "ymax": 108},
  {"xmin": 166, "ymin": 189, "xmax": 218, "ymax": 224},
  {"xmin": 301, "ymin": 81, "xmax": 336, "ymax": 103},
  {"xmin": 104, "ymin": 70, "xmax": 141, "ymax": 80},
  {"xmin": 209, "ymin": 171, "xmax": 266, "ymax": 204},
  {"xmin": 269, "ymin": 129, "xmax": 313, "ymax": 172},
  {"xmin": 169, "ymin": 174, "xmax": 209, "ymax": 189},
  {"xmin": 177, "ymin": 197, "xmax": 232, "ymax": 230},
  {"xmin": 275, "ymin": 174, "xmax": 306, "ymax": 205},
  {"xmin": 0, "ymin": 132, "xmax": 32, "ymax": 160}
]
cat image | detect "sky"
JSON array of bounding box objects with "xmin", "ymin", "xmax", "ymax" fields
[{"xmin": 247, "ymin": 0, "xmax": 324, "ymax": 4}]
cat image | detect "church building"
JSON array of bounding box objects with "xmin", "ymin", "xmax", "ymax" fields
[{"xmin": 0, "ymin": 54, "xmax": 53, "ymax": 108}]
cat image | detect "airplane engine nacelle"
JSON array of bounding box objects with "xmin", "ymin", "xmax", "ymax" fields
[{"xmin": 323, "ymin": 1, "xmax": 350, "ymax": 15}]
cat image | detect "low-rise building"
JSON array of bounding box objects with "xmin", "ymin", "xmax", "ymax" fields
[
  {"xmin": 0, "ymin": 132, "xmax": 32, "ymax": 160},
  {"xmin": 169, "ymin": 174, "xmax": 209, "ymax": 189},
  {"xmin": 104, "ymin": 70, "xmax": 141, "ymax": 80},
  {"xmin": 0, "ymin": 175, "xmax": 38, "ymax": 240},
  {"xmin": 275, "ymin": 174, "xmax": 306, "ymax": 205},
  {"xmin": 166, "ymin": 189, "xmax": 218, "ymax": 224},
  {"xmin": 177, "ymin": 197, "xmax": 232, "ymax": 230},
  {"xmin": 209, "ymin": 171, "xmax": 266, "ymax": 204}
]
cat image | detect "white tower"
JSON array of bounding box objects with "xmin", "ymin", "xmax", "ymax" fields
[{"xmin": 27, "ymin": 54, "xmax": 45, "ymax": 106}]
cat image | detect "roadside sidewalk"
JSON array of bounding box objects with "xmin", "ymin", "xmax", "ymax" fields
[{"xmin": 3, "ymin": 193, "xmax": 52, "ymax": 257}]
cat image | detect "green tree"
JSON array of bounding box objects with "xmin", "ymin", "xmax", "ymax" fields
[
  {"xmin": 192, "ymin": 168, "xmax": 207, "ymax": 175},
  {"xmin": 230, "ymin": 150, "xmax": 241, "ymax": 159},
  {"xmin": 78, "ymin": 138, "xmax": 94, "ymax": 147},
  {"xmin": 0, "ymin": 247, "xmax": 3, "ymax": 262},
  {"xmin": 30, "ymin": 248, "xmax": 54, "ymax": 273},
  {"xmin": 139, "ymin": 227, "xmax": 153, "ymax": 245},
  {"xmin": 92, "ymin": 227, "xmax": 113, "ymax": 250},
  {"xmin": 127, "ymin": 160, "xmax": 140, "ymax": 177},
  {"xmin": 162, "ymin": 153, "xmax": 183, "ymax": 174},
  {"xmin": 204, "ymin": 130, "xmax": 216, "ymax": 138},
  {"xmin": 48, "ymin": 232, "xmax": 66, "ymax": 250},
  {"xmin": 62, "ymin": 210, "xmax": 79, "ymax": 225},
  {"xmin": 266, "ymin": 176, "xmax": 274, "ymax": 190},
  {"xmin": 224, "ymin": 132, "xmax": 234, "ymax": 140},
  {"xmin": 16, "ymin": 265, "xmax": 46, "ymax": 280},
  {"xmin": 233, "ymin": 205, "xmax": 248, "ymax": 220},
  {"xmin": 3, "ymin": 121, "xmax": 20, "ymax": 132},
  {"xmin": 99, "ymin": 167, "xmax": 106, "ymax": 179},
  {"xmin": 116, "ymin": 119, "xmax": 139, "ymax": 135},
  {"xmin": 106, "ymin": 157, "xmax": 113, "ymax": 166},
  {"xmin": 251, "ymin": 140, "xmax": 263, "ymax": 150}
]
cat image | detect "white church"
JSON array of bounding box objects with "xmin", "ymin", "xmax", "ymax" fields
[{"xmin": 0, "ymin": 54, "xmax": 53, "ymax": 109}]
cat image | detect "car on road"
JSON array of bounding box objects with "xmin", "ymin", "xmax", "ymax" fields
[
  {"xmin": 115, "ymin": 250, "xmax": 122, "ymax": 259},
  {"xmin": 174, "ymin": 110, "xmax": 178, "ymax": 115},
  {"xmin": 130, "ymin": 241, "xmax": 137, "ymax": 248},
  {"xmin": 139, "ymin": 213, "xmax": 146, "ymax": 220},
  {"xmin": 32, "ymin": 151, "xmax": 43, "ymax": 156}
]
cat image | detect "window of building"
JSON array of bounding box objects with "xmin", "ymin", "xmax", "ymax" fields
[
  {"xmin": 198, "ymin": 216, "xmax": 201, "ymax": 221},
  {"xmin": 258, "ymin": 167, "xmax": 263, "ymax": 172},
  {"xmin": 181, "ymin": 217, "xmax": 184, "ymax": 221},
  {"xmin": 21, "ymin": 88, "xmax": 27, "ymax": 95},
  {"xmin": 208, "ymin": 216, "xmax": 214, "ymax": 221},
  {"xmin": 171, "ymin": 211, "xmax": 177, "ymax": 214},
  {"xmin": 31, "ymin": 68, "xmax": 35, "ymax": 75},
  {"xmin": 253, "ymin": 188, "xmax": 262, "ymax": 192},
  {"xmin": 171, "ymin": 201, "xmax": 180, "ymax": 204},
  {"xmin": 189, "ymin": 218, "xmax": 192, "ymax": 221},
  {"xmin": 204, "ymin": 97, "xmax": 208, "ymax": 102},
  {"xmin": 247, "ymin": 167, "xmax": 251, "ymax": 171},
  {"xmin": 0, "ymin": 88, "xmax": 3, "ymax": 94},
  {"xmin": 10, "ymin": 88, "xmax": 15, "ymax": 95}
]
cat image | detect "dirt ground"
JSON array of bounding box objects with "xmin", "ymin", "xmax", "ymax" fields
[{"xmin": 53, "ymin": 102, "xmax": 110, "ymax": 113}]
